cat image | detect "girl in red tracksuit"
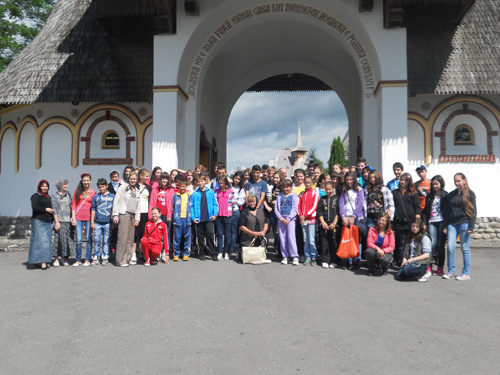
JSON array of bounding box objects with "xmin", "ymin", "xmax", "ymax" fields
[
  {"xmin": 141, "ymin": 207, "xmax": 168, "ymax": 266},
  {"xmin": 298, "ymin": 176, "xmax": 319, "ymax": 266}
]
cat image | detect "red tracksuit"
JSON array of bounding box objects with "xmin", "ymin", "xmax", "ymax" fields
[{"xmin": 140, "ymin": 220, "xmax": 168, "ymax": 262}]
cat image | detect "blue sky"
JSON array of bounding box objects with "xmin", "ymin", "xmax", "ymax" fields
[{"xmin": 226, "ymin": 91, "xmax": 348, "ymax": 173}]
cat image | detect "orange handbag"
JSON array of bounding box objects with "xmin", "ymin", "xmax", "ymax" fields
[{"xmin": 336, "ymin": 225, "xmax": 360, "ymax": 259}]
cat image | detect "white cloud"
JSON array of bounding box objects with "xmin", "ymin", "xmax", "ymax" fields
[{"xmin": 227, "ymin": 91, "xmax": 348, "ymax": 173}]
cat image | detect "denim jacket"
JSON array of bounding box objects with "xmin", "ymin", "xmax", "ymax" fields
[{"xmin": 172, "ymin": 192, "xmax": 192, "ymax": 225}]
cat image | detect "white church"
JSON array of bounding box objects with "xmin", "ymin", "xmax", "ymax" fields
[{"xmin": 0, "ymin": 0, "xmax": 498, "ymax": 221}]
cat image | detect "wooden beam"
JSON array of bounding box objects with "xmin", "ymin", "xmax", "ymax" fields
[
  {"xmin": 359, "ymin": 0, "xmax": 373, "ymax": 12},
  {"xmin": 185, "ymin": 1, "xmax": 199, "ymax": 16},
  {"xmin": 154, "ymin": 0, "xmax": 176, "ymax": 34}
]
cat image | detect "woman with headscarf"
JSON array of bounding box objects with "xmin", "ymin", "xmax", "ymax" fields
[
  {"xmin": 51, "ymin": 178, "xmax": 74, "ymax": 266},
  {"xmin": 28, "ymin": 180, "xmax": 55, "ymax": 270}
]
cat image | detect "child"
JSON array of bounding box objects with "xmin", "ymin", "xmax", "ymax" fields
[
  {"xmin": 355, "ymin": 157, "xmax": 367, "ymax": 186},
  {"xmin": 245, "ymin": 164, "xmax": 268, "ymax": 210},
  {"xmin": 191, "ymin": 172, "xmax": 219, "ymax": 261},
  {"xmin": 387, "ymin": 162, "xmax": 404, "ymax": 191},
  {"xmin": 395, "ymin": 218, "xmax": 432, "ymax": 281},
  {"xmin": 141, "ymin": 207, "xmax": 168, "ymax": 266},
  {"xmin": 317, "ymin": 181, "xmax": 340, "ymax": 269},
  {"xmin": 149, "ymin": 166, "xmax": 162, "ymax": 190},
  {"xmin": 274, "ymin": 179, "xmax": 300, "ymax": 266},
  {"xmin": 415, "ymin": 165, "xmax": 431, "ymax": 211},
  {"xmin": 298, "ymin": 176, "xmax": 319, "ymax": 266},
  {"xmin": 91, "ymin": 178, "xmax": 115, "ymax": 266},
  {"xmin": 365, "ymin": 213, "xmax": 395, "ymax": 276},
  {"xmin": 292, "ymin": 169, "xmax": 306, "ymax": 262},
  {"xmin": 215, "ymin": 176, "xmax": 235, "ymax": 260},
  {"xmin": 172, "ymin": 177, "xmax": 192, "ymax": 261}
]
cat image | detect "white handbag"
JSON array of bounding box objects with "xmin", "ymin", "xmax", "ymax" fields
[{"xmin": 241, "ymin": 236, "xmax": 269, "ymax": 264}]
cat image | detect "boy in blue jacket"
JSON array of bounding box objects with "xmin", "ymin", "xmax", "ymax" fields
[
  {"xmin": 191, "ymin": 172, "xmax": 219, "ymax": 261},
  {"xmin": 91, "ymin": 178, "xmax": 115, "ymax": 266},
  {"xmin": 172, "ymin": 177, "xmax": 192, "ymax": 261}
]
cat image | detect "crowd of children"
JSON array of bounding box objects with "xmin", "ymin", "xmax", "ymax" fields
[{"xmin": 28, "ymin": 158, "xmax": 476, "ymax": 282}]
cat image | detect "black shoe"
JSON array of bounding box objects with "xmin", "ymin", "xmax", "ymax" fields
[
  {"xmin": 299, "ymin": 256, "xmax": 305, "ymax": 264},
  {"xmin": 366, "ymin": 270, "xmax": 373, "ymax": 277},
  {"xmin": 382, "ymin": 268, "xmax": 389, "ymax": 275},
  {"xmin": 200, "ymin": 254, "xmax": 206, "ymax": 261},
  {"xmin": 352, "ymin": 263, "xmax": 360, "ymax": 270},
  {"xmin": 211, "ymin": 255, "xmax": 219, "ymax": 262}
]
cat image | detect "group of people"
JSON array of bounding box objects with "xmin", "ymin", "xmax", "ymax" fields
[{"xmin": 28, "ymin": 158, "xmax": 476, "ymax": 282}]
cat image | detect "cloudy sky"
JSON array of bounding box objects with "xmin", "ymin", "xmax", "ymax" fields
[{"xmin": 226, "ymin": 91, "xmax": 348, "ymax": 173}]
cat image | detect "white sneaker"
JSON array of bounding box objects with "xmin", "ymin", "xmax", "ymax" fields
[
  {"xmin": 292, "ymin": 257, "xmax": 299, "ymax": 266},
  {"xmin": 101, "ymin": 259, "xmax": 108, "ymax": 266},
  {"xmin": 72, "ymin": 261, "xmax": 81, "ymax": 267},
  {"xmin": 442, "ymin": 272, "xmax": 454, "ymax": 279},
  {"xmin": 418, "ymin": 271, "xmax": 432, "ymax": 282},
  {"xmin": 455, "ymin": 274, "xmax": 471, "ymax": 281},
  {"xmin": 224, "ymin": 253, "xmax": 230, "ymax": 260},
  {"xmin": 329, "ymin": 263, "xmax": 338, "ymax": 269},
  {"xmin": 281, "ymin": 258, "xmax": 288, "ymax": 265},
  {"xmin": 321, "ymin": 262, "xmax": 329, "ymax": 269},
  {"xmin": 217, "ymin": 253, "xmax": 222, "ymax": 260},
  {"xmin": 120, "ymin": 263, "xmax": 129, "ymax": 267}
]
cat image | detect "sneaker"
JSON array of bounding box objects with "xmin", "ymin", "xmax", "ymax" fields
[
  {"xmin": 72, "ymin": 261, "xmax": 81, "ymax": 267},
  {"xmin": 120, "ymin": 263, "xmax": 129, "ymax": 267},
  {"xmin": 173, "ymin": 256, "xmax": 179, "ymax": 262},
  {"xmin": 144, "ymin": 260, "xmax": 150, "ymax": 267},
  {"xmin": 129, "ymin": 259, "xmax": 137, "ymax": 265},
  {"xmin": 366, "ymin": 270, "xmax": 374, "ymax": 277},
  {"xmin": 433, "ymin": 267, "xmax": 444, "ymax": 276},
  {"xmin": 304, "ymin": 258, "xmax": 311, "ymax": 266},
  {"xmin": 442, "ymin": 272, "xmax": 454, "ymax": 279},
  {"xmin": 329, "ymin": 263, "xmax": 338, "ymax": 269},
  {"xmin": 199, "ymin": 254, "xmax": 206, "ymax": 261},
  {"xmin": 455, "ymin": 274, "xmax": 471, "ymax": 281},
  {"xmin": 292, "ymin": 257, "xmax": 299, "ymax": 266},
  {"xmin": 83, "ymin": 261, "xmax": 91, "ymax": 267},
  {"xmin": 53, "ymin": 259, "xmax": 60, "ymax": 267},
  {"xmin": 130, "ymin": 254, "xmax": 137, "ymax": 262},
  {"xmin": 212, "ymin": 255, "xmax": 219, "ymax": 262},
  {"xmin": 281, "ymin": 258, "xmax": 288, "ymax": 265},
  {"xmin": 418, "ymin": 271, "xmax": 432, "ymax": 282},
  {"xmin": 224, "ymin": 253, "xmax": 230, "ymax": 260},
  {"xmin": 321, "ymin": 262, "xmax": 329, "ymax": 269},
  {"xmin": 217, "ymin": 253, "xmax": 223, "ymax": 260},
  {"xmin": 311, "ymin": 259, "xmax": 317, "ymax": 267},
  {"xmin": 91, "ymin": 259, "xmax": 99, "ymax": 266},
  {"xmin": 299, "ymin": 255, "xmax": 305, "ymax": 264},
  {"xmin": 182, "ymin": 255, "xmax": 189, "ymax": 261},
  {"xmin": 101, "ymin": 259, "xmax": 108, "ymax": 266},
  {"xmin": 382, "ymin": 268, "xmax": 389, "ymax": 275}
]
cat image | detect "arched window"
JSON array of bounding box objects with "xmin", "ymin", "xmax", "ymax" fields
[
  {"xmin": 102, "ymin": 130, "xmax": 120, "ymax": 149},
  {"xmin": 454, "ymin": 124, "xmax": 474, "ymax": 145}
]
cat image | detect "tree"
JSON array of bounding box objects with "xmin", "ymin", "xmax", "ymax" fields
[
  {"xmin": 327, "ymin": 136, "xmax": 347, "ymax": 174},
  {"xmin": 307, "ymin": 146, "xmax": 324, "ymax": 170},
  {"xmin": 0, "ymin": 0, "xmax": 55, "ymax": 71}
]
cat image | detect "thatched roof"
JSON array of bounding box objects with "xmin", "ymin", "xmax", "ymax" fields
[
  {"xmin": 407, "ymin": 0, "xmax": 500, "ymax": 95},
  {"xmin": 0, "ymin": 0, "xmax": 154, "ymax": 105}
]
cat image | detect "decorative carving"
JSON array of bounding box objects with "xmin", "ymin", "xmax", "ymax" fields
[{"xmin": 71, "ymin": 109, "xmax": 80, "ymax": 118}]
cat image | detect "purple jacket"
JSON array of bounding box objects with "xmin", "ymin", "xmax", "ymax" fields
[
  {"xmin": 274, "ymin": 193, "xmax": 299, "ymax": 221},
  {"xmin": 339, "ymin": 188, "xmax": 365, "ymax": 220}
]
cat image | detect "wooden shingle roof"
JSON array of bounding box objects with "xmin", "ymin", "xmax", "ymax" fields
[
  {"xmin": 407, "ymin": 0, "xmax": 500, "ymax": 95},
  {"xmin": 0, "ymin": 0, "xmax": 153, "ymax": 105}
]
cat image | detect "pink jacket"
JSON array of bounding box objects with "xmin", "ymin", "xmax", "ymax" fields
[
  {"xmin": 149, "ymin": 187, "xmax": 175, "ymax": 219},
  {"xmin": 216, "ymin": 188, "xmax": 234, "ymax": 217},
  {"xmin": 367, "ymin": 227, "xmax": 395, "ymax": 253},
  {"xmin": 71, "ymin": 189, "xmax": 96, "ymax": 221}
]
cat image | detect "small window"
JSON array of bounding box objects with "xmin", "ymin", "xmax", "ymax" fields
[
  {"xmin": 102, "ymin": 131, "xmax": 120, "ymax": 149},
  {"xmin": 454, "ymin": 124, "xmax": 474, "ymax": 145}
]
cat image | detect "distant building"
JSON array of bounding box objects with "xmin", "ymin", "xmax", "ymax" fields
[{"xmin": 269, "ymin": 125, "xmax": 308, "ymax": 178}]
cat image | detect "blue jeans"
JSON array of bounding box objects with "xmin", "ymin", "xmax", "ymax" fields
[
  {"xmin": 447, "ymin": 222, "xmax": 471, "ymax": 275},
  {"xmin": 173, "ymin": 218, "xmax": 191, "ymax": 257},
  {"xmin": 301, "ymin": 223, "xmax": 317, "ymax": 259},
  {"xmin": 93, "ymin": 222, "xmax": 110, "ymax": 260},
  {"xmin": 76, "ymin": 220, "xmax": 92, "ymax": 262},
  {"xmin": 216, "ymin": 216, "xmax": 232, "ymax": 254},
  {"xmin": 428, "ymin": 221, "xmax": 445, "ymax": 268},
  {"xmin": 229, "ymin": 210, "xmax": 240, "ymax": 253},
  {"xmin": 396, "ymin": 262, "xmax": 427, "ymax": 280}
]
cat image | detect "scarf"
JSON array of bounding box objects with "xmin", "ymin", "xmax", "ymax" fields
[{"xmin": 37, "ymin": 180, "xmax": 50, "ymax": 199}]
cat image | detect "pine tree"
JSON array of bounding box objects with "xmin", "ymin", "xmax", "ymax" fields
[
  {"xmin": 307, "ymin": 146, "xmax": 324, "ymax": 170},
  {"xmin": 328, "ymin": 136, "xmax": 347, "ymax": 174}
]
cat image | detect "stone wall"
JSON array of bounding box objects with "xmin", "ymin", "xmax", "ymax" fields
[
  {"xmin": 0, "ymin": 216, "xmax": 31, "ymax": 238},
  {"xmin": 472, "ymin": 217, "xmax": 500, "ymax": 240}
]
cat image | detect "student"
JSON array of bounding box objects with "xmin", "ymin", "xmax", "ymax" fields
[
  {"xmin": 107, "ymin": 170, "xmax": 121, "ymax": 195},
  {"xmin": 134, "ymin": 168, "xmax": 153, "ymax": 264},
  {"xmin": 91, "ymin": 178, "xmax": 115, "ymax": 266},
  {"xmin": 149, "ymin": 166, "xmax": 162, "ymax": 190},
  {"xmin": 112, "ymin": 171, "xmax": 140, "ymax": 267},
  {"xmin": 415, "ymin": 165, "xmax": 431, "ymax": 211},
  {"xmin": 317, "ymin": 173, "xmax": 330, "ymax": 197},
  {"xmin": 292, "ymin": 168, "xmax": 306, "ymax": 262},
  {"xmin": 359, "ymin": 165, "xmax": 373, "ymax": 189},
  {"xmin": 141, "ymin": 207, "xmax": 169, "ymax": 266},
  {"xmin": 71, "ymin": 173, "xmax": 96, "ymax": 267},
  {"xmin": 332, "ymin": 164, "xmax": 342, "ymax": 175},
  {"xmin": 270, "ymin": 171, "xmax": 285, "ymax": 253},
  {"xmin": 387, "ymin": 162, "xmax": 404, "ymax": 191},
  {"xmin": 395, "ymin": 218, "xmax": 432, "ymax": 282},
  {"xmin": 355, "ymin": 157, "xmax": 367, "ymax": 186},
  {"xmin": 245, "ymin": 165, "xmax": 268, "ymax": 210},
  {"xmin": 215, "ymin": 175, "xmax": 234, "ymax": 260},
  {"xmin": 365, "ymin": 169, "xmax": 395, "ymax": 228},
  {"xmin": 172, "ymin": 177, "xmax": 192, "ymax": 261},
  {"xmin": 307, "ymin": 160, "xmax": 318, "ymax": 177},
  {"xmin": 392, "ymin": 173, "xmax": 421, "ymax": 267},
  {"xmin": 210, "ymin": 162, "xmax": 226, "ymax": 191},
  {"xmin": 317, "ymin": 181, "xmax": 340, "ymax": 269},
  {"xmin": 121, "ymin": 165, "xmax": 134, "ymax": 184},
  {"xmin": 423, "ymin": 175, "xmax": 448, "ymax": 276},
  {"xmin": 149, "ymin": 172, "xmax": 174, "ymax": 260},
  {"xmin": 230, "ymin": 172, "xmax": 246, "ymax": 256},
  {"xmin": 186, "ymin": 169, "xmax": 196, "ymax": 194},
  {"xmin": 365, "ymin": 213, "xmax": 395, "ymax": 276},
  {"xmin": 298, "ymin": 176, "xmax": 319, "ymax": 266},
  {"xmin": 442, "ymin": 173, "xmax": 476, "ymax": 281},
  {"xmin": 51, "ymin": 178, "xmax": 74, "ymax": 267},
  {"xmin": 339, "ymin": 171, "xmax": 366, "ymax": 269},
  {"xmin": 191, "ymin": 172, "xmax": 219, "ymax": 261},
  {"xmin": 312, "ymin": 166, "xmax": 322, "ymax": 185},
  {"xmin": 274, "ymin": 179, "xmax": 300, "ymax": 266},
  {"xmin": 261, "ymin": 164, "xmax": 270, "ymax": 182},
  {"xmin": 243, "ymin": 168, "xmax": 251, "ymax": 186}
]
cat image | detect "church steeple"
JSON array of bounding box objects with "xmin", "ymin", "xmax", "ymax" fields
[{"xmin": 292, "ymin": 122, "xmax": 307, "ymax": 153}]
